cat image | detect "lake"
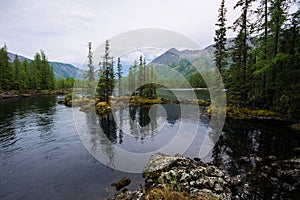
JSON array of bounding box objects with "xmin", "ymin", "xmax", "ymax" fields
[
  {"xmin": 157, "ymin": 88, "xmax": 210, "ymax": 101},
  {"xmin": 0, "ymin": 95, "xmax": 299, "ymax": 199}
]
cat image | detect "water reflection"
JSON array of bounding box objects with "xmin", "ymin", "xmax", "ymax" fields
[
  {"xmin": 210, "ymin": 119, "xmax": 300, "ymax": 171},
  {"xmin": 76, "ymin": 102, "xmax": 300, "ymax": 174},
  {"xmin": 1, "ymin": 96, "xmax": 140, "ymax": 200},
  {"xmin": 99, "ymin": 114, "xmax": 118, "ymax": 144},
  {"xmin": 0, "ymin": 96, "xmax": 57, "ymax": 152},
  {"xmin": 76, "ymin": 103, "xmax": 207, "ymax": 172},
  {"xmin": 126, "ymin": 106, "xmax": 160, "ymax": 141},
  {"xmin": 1, "ymin": 95, "xmax": 299, "ymax": 198},
  {"xmin": 97, "ymin": 105, "xmax": 163, "ymax": 144}
]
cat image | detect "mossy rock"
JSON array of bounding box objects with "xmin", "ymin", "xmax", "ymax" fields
[
  {"xmin": 225, "ymin": 107, "xmax": 278, "ymax": 119},
  {"xmin": 142, "ymin": 153, "xmax": 192, "ymax": 179},
  {"xmin": 111, "ymin": 177, "xmax": 131, "ymax": 191},
  {"xmin": 146, "ymin": 187, "xmax": 189, "ymax": 200},
  {"xmin": 291, "ymin": 122, "xmax": 300, "ymax": 131},
  {"xmin": 95, "ymin": 101, "xmax": 112, "ymax": 115}
]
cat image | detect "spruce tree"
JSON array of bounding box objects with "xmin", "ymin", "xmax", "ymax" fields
[
  {"xmin": 12, "ymin": 55, "xmax": 26, "ymax": 91},
  {"xmin": 228, "ymin": 0, "xmax": 254, "ymax": 107},
  {"xmin": 23, "ymin": 60, "xmax": 30, "ymax": 90},
  {"xmin": 84, "ymin": 42, "xmax": 95, "ymax": 97},
  {"xmin": 40, "ymin": 50, "xmax": 54, "ymax": 90},
  {"xmin": 109, "ymin": 57, "xmax": 115, "ymax": 98},
  {"xmin": 98, "ymin": 40, "xmax": 114, "ymax": 103},
  {"xmin": 143, "ymin": 57, "xmax": 147, "ymax": 84},
  {"xmin": 128, "ymin": 66, "xmax": 134, "ymax": 95},
  {"xmin": 117, "ymin": 57, "xmax": 122, "ymax": 96},
  {"xmin": 214, "ymin": 0, "xmax": 228, "ymax": 72},
  {"xmin": 253, "ymin": 0, "xmax": 270, "ymax": 106},
  {"xmin": 0, "ymin": 46, "xmax": 12, "ymax": 91},
  {"xmin": 32, "ymin": 53, "xmax": 42, "ymax": 90},
  {"xmin": 138, "ymin": 55, "xmax": 144, "ymax": 95}
]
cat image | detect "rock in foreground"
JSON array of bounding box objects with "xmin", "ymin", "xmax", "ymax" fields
[{"xmin": 111, "ymin": 153, "xmax": 234, "ymax": 200}]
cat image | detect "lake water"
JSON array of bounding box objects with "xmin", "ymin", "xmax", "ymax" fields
[
  {"xmin": 0, "ymin": 96, "xmax": 299, "ymax": 199},
  {"xmin": 157, "ymin": 88, "xmax": 210, "ymax": 101}
]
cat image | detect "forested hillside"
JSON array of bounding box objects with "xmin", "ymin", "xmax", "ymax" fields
[
  {"xmin": 0, "ymin": 47, "xmax": 55, "ymax": 92},
  {"xmin": 6, "ymin": 51, "xmax": 85, "ymax": 79}
]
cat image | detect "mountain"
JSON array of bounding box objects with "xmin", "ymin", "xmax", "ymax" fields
[
  {"xmin": 7, "ymin": 52, "xmax": 30, "ymax": 62},
  {"xmin": 151, "ymin": 48, "xmax": 205, "ymax": 66},
  {"xmin": 150, "ymin": 48, "xmax": 212, "ymax": 78},
  {"xmin": 118, "ymin": 48, "xmax": 165, "ymax": 76},
  {"xmin": 7, "ymin": 52, "xmax": 85, "ymax": 79},
  {"xmin": 150, "ymin": 48, "xmax": 181, "ymax": 66},
  {"xmin": 149, "ymin": 38, "xmax": 235, "ymax": 78}
]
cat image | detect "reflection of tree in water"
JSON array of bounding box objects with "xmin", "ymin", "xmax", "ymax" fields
[
  {"xmin": 162, "ymin": 104, "xmax": 180, "ymax": 125},
  {"xmin": 138, "ymin": 107, "xmax": 151, "ymax": 127},
  {"xmin": 149, "ymin": 106, "xmax": 158, "ymax": 139},
  {"xmin": 128, "ymin": 106, "xmax": 158, "ymax": 141},
  {"xmin": 118, "ymin": 109, "xmax": 124, "ymax": 144},
  {"xmin": 129, "ymin": 106, "xmax": 136, "ymax": 121},
  {"xmin": 211, "ymin": 121, "xmax": 267, "ymax": 173},
  {"xmin": 99, "ymin": 114, "xmax": 118, "ymax": 144},
  {"xmin": 210, "ymin": 120, "xmax": 300, "ymax": 198},
  {"xmin": 211, "ymin": 119, "xmax": 300, "ymax": 172},
  {"xmin": 129, "ymin": 107, "xmax": 138, "ymax": 139},
  {"xmin": 85, "ymin": 112, "xmax": 115, "ymax": 168}
]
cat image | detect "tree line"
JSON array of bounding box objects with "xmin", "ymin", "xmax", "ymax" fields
[
  {"xmin": 214, "ymin": 0, "xmax": 300, "ymax": 115},
  {"xmin": 0, "ymin": 45, "xmax": 55, "ymax": 92},
  {"xmin": 0, "ymin": 45, "xmax": 90, "ymax": 93},
  {"xmin": 126, "ymin": 56, "xmax": 157, "ymax": 98},
  {"xmin": 85, "ymin": 40, "xmax": 158, "ymax": 103}
]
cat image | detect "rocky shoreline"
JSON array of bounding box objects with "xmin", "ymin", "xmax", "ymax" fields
[
  {"xmin": 59, "ymin": 94, "xmax": 297, "ymax": 122},
  {"xmin": 59, "ymin": 95, "xmax": 210, "ymax": 115},
  {"xmin": 0, "ymin": 90, "xmax": 67, "ymax": 99},
  {"xmin": 108, "ymin": 153, "xmax": 300, "ymax": 200},
  {"xmin": 110, "ymin": 153, "xmax": 234, "ymax": 200}
]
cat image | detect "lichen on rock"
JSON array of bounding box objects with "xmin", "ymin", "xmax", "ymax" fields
[{"xmin": 112, "ymin": 153, "xmax": 234, "ymax": 200}]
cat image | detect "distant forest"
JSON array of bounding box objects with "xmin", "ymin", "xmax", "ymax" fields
[{"xmin": 0, "ymin": 47, "xmax": 84, "ymax": 92}]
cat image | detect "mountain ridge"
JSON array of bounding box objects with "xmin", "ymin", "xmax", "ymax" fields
[{"xmin": 7, "ymin": 52, "xmax": 85, "ymax": 79}]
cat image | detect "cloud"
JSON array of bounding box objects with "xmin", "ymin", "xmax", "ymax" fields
[{"xmin": 0, "ymin": 0, "xmax": 238, "ymax": 66}]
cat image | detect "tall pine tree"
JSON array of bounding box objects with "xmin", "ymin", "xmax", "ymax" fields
[
  {"xmin": 117, "ymin": 57, "xmax": 122, "ymax": 97},
  {"xmin": 0, "ymin": 45, "xmax": 12, "ymax": 91},
  {"xmin": 214, "ymin": 0, "xmax": 228, "ymax": 72},
  {"xmin": 227, "ymin": 0, "xmax": 254, "ymax": 107},
  {"xmin": 84, "ymin": 42, "xmax": 95, "ymax": 97},
  {"xmin": 98, "ymin": 40, "xmax": 114, "ymax": 103}
]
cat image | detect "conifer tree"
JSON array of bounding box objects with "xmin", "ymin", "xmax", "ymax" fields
[
  {"xmin": 138, "ymin": 55, "xmax": 144, "ymax": 95},
  {"xmin": 117, "ymin": 57, "xmax": 122, "ymax": 96},
  {"xmin": 40, "ymin": 50, "xmax": 54, "ymax": 90},
  {"xmin": 0, "ymin": 45, "xmax": 12, "ymax": 91},
  {"xmin": 84, "ymin": 42, "xmax": 95, "ymax": 97},
  {"xmin": 22, "ymin": 60, "xmax": 30, "ymax": 89},
  {"xmin": 12, "ymin": 55, "xmax": 26, "ymax": 91},
  {"xmin": 227, "ymin": 0, "xmax": 254, "ymax": 106},
  {"xmin": 31, "ymin": 52, "xmax": 42, "ymax": 89},
  {"xmin": 98, "ymin": 40, "xmax": 114, "ymax": 103},
  {"xmin": 214, "ymin": 0, "xmax": 228, "ymax": 72}
]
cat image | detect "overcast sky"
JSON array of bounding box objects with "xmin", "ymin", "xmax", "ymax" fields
[{"xmin": 0, "ymin": 0, "xmax": 240, "ymax": 67}]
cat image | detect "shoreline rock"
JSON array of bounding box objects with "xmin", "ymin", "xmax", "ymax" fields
[
  {"xmin": 111, "ymin": 153, "xmax": 235, "ymax": 200},
  {"xmin": 291, "ymin": 122, "xmax": 300, "ymax": 131},
  {"xmin": 110, "ymin": 153, "xmax": 300, "ymax": 199},
  {"xmin": 0, "ymin": 90, "xmax": 68, "ymax": 99}
]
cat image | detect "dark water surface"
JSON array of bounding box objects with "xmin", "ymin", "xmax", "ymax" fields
[
  {"xmin": 157, "ymin": 88, "xmax": 210, "ymax": 101},
  {"xmin": 0, "ymin": 96, "xmax": 299, "ymax": 199},
  {"xmin": 0, "ymin": 96, "xmax": 141, "ymax": 200}
]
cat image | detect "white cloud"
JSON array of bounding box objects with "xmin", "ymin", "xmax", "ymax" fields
[{"xmin": 0, "ymin": 0, "xmax": 239, "ymax": 66}]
